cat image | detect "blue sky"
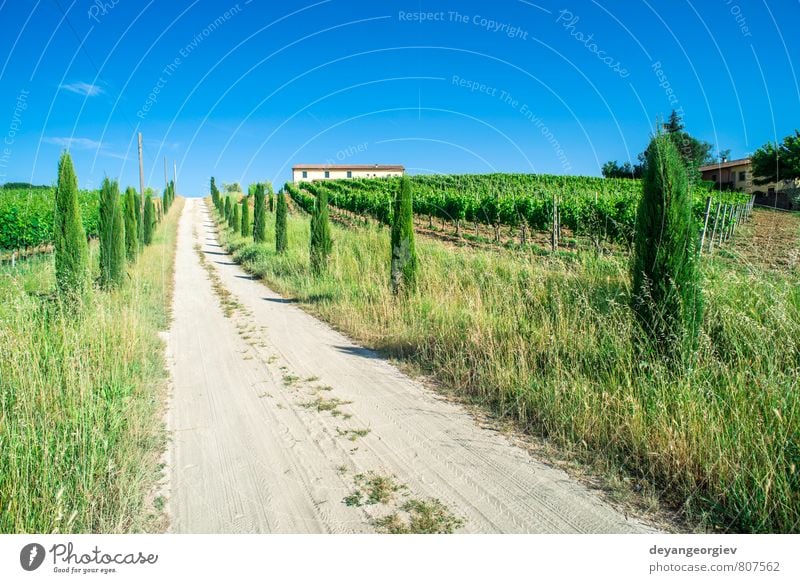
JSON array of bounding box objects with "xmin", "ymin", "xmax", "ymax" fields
[{"xmin": 0, "ymin": 0, "xmax": 798, "ymax": 196}]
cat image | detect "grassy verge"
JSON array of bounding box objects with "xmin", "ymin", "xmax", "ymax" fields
[
  {"xmin": 0, "ymin": 198, "xmax": 183, "ymax": 533},
  {"xmin": 214, "ymin": 201, "xmax": 799, "ymax": 533}
]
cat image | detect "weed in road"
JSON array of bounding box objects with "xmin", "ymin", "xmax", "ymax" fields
[
  {"xmin": 374, "ymin": 498, "xmax": 464, "ymax": 534},
  {"xmin": 344, "ymin": 472, "xmax": 404, "ymax": 507},
  {"xmin": 301, "ymin": 395, "xmax": 352, "ymax": 417},
  {"xmin": 193, "ymin": 243, "xmax": 241, "ymax": 317},
  {"xmin": 282, "ymin": 373, "xmax": 300, "ymax": 386},
  {"xmin": 336, "ymin": 428, "xmax": 370, "ymax": 441}
]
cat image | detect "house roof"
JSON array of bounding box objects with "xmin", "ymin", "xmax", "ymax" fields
[
  {"xmin": 292, "ymin": 164, "xmax": 405, "ymax": 171},
  {"xmin": 699, "ymin": 157, "xmax": 751, "ymax": 172}
]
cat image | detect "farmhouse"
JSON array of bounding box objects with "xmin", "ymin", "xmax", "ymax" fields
[
  {"xmin": 699, "ymin": 157, "xmax": 799, "ymax": 209},
  {"xmin": 292, "ymin": 164, "xmax": 404, "ymax": 183}
]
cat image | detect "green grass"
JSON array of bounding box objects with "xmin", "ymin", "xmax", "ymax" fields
[
  {"xmin": 216, "ymin": 200, "xmax": 799, "ymax": 533},
  {"xmin": 0, "ymin": 198, "xmax": 182, "ymax": 533}
]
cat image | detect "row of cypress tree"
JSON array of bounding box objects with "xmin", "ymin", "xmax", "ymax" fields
[
  {"xmin": 54, "ymin": 151, "xmax": 167, "ymax": 300},
  {"xmin": 214, "ymin": 175, "xmax": 417, "ymax": 293}
]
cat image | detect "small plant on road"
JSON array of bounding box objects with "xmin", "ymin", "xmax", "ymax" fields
[
  {"xmin": 374, "ymin": 498, "xmax": 464, "ymax": 534},
  {"xmin": 344, "ymin": 472, "xmax": 402, "ymax": 507}
]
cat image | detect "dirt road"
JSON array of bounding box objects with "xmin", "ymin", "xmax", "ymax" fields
[{"xmin": 165, "ymin": 198, "xmax": 653, "ymax": 533}]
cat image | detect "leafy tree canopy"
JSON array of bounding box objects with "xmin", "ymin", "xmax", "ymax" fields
[{"xmin": 751, "ymin": 130, "xmax": 800, "ymax": 185}]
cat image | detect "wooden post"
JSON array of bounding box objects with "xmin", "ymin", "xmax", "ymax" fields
[
  {"xmin": 138, "ymin": 132, "xmax": 145, "ymax": 215},
  {"xmin": 699, "ymin": 196, "xmax": 712, "ymax": 254},
  {"xmin": 719, "ymin": 204, "xmax": 729, "ymax": 244},
  {"xmin": 709, "ymin": 201, "xmax": 721, "ymax": 253}
]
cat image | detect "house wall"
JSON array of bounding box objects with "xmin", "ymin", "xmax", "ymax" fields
[
  {"xmin": 700, "ymin": 164, "xmax": 794, "ymax": 196},
  {"xmin": 292, "ymin": 168, "xmax": 403, "ymax": 183}
]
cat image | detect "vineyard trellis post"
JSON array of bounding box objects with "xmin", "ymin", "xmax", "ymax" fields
[
  {"xmin": 551, "ymin": 190, "xmax": 559, "ymax": 251},
  {"xmin": 699, "ymin": 196, "xmax": 712, "ymax": 254},
  {"xmin": 709, "ymin": 201, "xmax": 721, "ymax": 253},
  {"xmin": 719, "ymin": 204, "xmax": 729, "ymax": 245}
]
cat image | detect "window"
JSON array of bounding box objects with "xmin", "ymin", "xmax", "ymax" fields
[
  {"xmin": 324, "ymin": 171, "xmax": 330, "ymax": 178},
  {"xmin": 712, "ymin": 174, "xmax": 717, "ymax": 182},
  {"xmin": 347, "ymin": 171, "xmax": 352, "ymax": 178},
  {"xmin": 301, "ymin": 170, "xmax": 307, "ymax": 179},
  {"xmin": 739, "ymin": 171, "xmax": 746, "ymax": 181}
]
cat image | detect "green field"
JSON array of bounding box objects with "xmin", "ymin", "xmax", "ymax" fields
[
  {"xmin": 0, "ymin": 186, "xmax": 100, "ymax": 251},
  {"xmin": 0, "ymin": 198, "xmax": 181, "ymax": 533},
  {"xmin": 291, "ymin": 174, "xmax": 750, "ymax": 244}
]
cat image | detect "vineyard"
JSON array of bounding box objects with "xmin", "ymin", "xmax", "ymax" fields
[
  {"xmin": 0, "ymin": 186, "xmax": 99, "ymax": 251},
  {"xmin": 289, "ymin": 174, "xmax": 750, "ymax": 244}
]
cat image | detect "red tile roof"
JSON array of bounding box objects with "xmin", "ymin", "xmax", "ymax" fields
[{"xmin": 699, "ymin": 158, "xmax": 750, "ymax": 171}]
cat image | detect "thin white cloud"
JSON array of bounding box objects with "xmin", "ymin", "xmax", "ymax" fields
[
  {"xmin": 61, "ymin": 82, "xmax": 104, "ymax": 97},
  {"xmin": 99, "ymin": 151, "xmax": 128, "ymax": 160},
  {"xmin": 44, "ymin": 137, "xmax": 102, "ymax": 149}
]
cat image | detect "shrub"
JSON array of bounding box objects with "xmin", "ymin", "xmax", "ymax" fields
[
  {"xmin": 310, "ymin": 187, "xmax": 332, "ymax": 273},
  {"xmin": 53, "ymin": 151, "xmax": 89, "ymax": 299},
  {"xmin": 123, "ymin": 187, "xmax": 139, "ymax": 261},
  {"xmin": 143, "ymin": 194, "xmax": 155, "ymax": 245},
  {"xmin": 232, "ymin": 202, "xmax": 241, "ymax": 233},
  {"xmin": 631, "ymin": 133, "xmax": 703, "ymax": 353},
  {"xmin": 390, "ymin": 176, "xmax": 418, "ymax": 294},
  {"xmin": 253, "ymin": 183, "xmax": 267, "ymax": 242},
  {"xmin": 275, "ymin": 189, "xmax": 288, "ymax": 253},
  {"xmin": 99, "ymin": 178, "xmax": 126, "ymax": 288},
  {"xmin": 240, "ymin": 196, "xmax": 251, "ymax": 238}
]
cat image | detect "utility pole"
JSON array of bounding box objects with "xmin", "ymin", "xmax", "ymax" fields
[{"xmin": 138, "ymin": 132, "xmax": 145, "ymax": 215}]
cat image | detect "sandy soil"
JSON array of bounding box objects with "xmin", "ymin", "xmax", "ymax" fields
[{"xmin": 165, "ymin": 198, "xmax": 654, "ymax": 533}]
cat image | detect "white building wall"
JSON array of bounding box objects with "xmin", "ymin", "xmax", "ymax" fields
[{"xmin": 293, "ymin": 168, "xmax": 403, "ymax": 183}]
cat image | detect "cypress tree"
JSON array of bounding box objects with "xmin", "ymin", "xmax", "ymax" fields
[
  {"xmin": 53, "ymin": 151, "xmax": 89, "ymax": 299},
  {"xmin": 632, "ymin": 133, "xmax": 703, "ymax": 353},
  {"xmin": 143, "ymin": 194, "xmax": 155, "ymax": 245},
  {"xmin": 390, "ymin": 176, "xmax": 418, "ymax": 294},
  {"xmin": 240, "ymin": 196, "xmax": 251, "ymax": 237},
  {"xmin": 253, "ymin": 183, "xmax": 267, "ymax": 242},
  {"xmin": 224, "ymin": 196, "xmax": 232, "ymax": 224},
  {"xmin": 275, "ymin": 189, "xmax": 288, "ymax": 252},
  {"xmin": 310, "ymin": 188, "xmax": 332, "ymax": 274},
  {"xmin": 99, "ymin": 178, "xmax": 126, "ymax": 288},
  {"xmin": 232, "ymin": 202, "xmax": 241, "ymax": 232},
  {"xmin": 133, "ymin": 191, "xmax": 143, "ymax": 245},
  {"xmin": 124, "ymin": 187, "xmax": 139, "ymax": 261},
  {"xmin": 268, "ymin": 190, "xmax": 274, "ymax": 213},
  {"xmin": 210, "ymin": 176, "xmax": 219, "ymax": 209}
]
